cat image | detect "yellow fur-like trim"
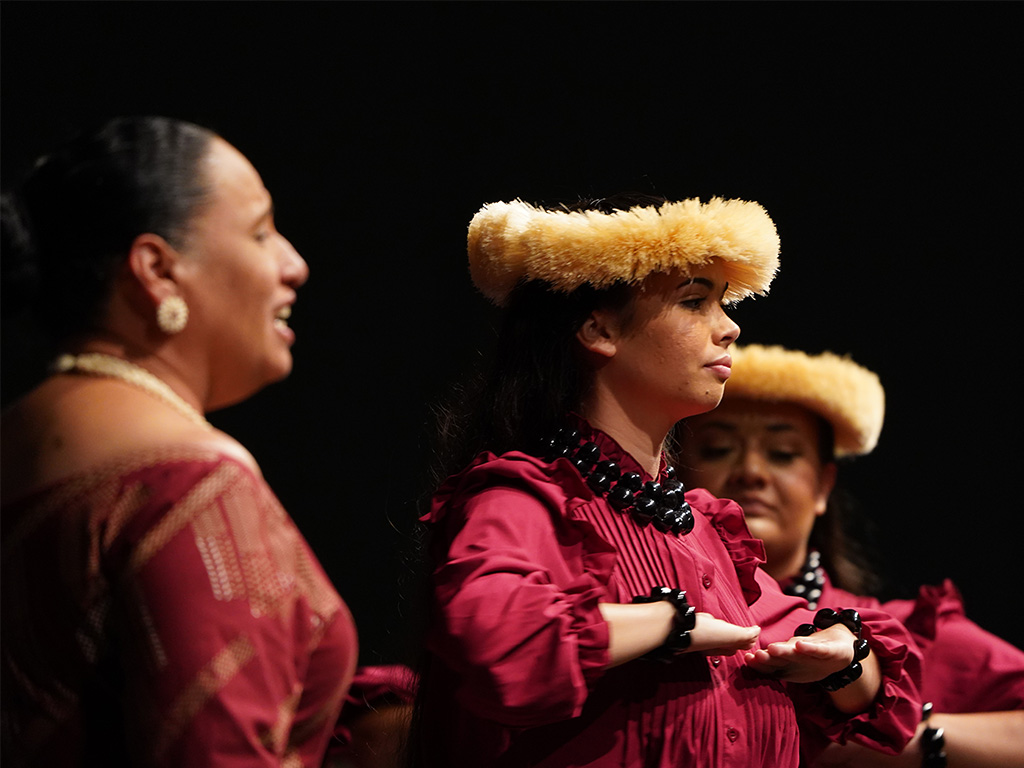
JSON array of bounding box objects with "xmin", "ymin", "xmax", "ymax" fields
[
  {"xmin": 726, "ymin": 345, "xmax": 885, "ymax": 457},
  {"xmin": 468, "ymin": 198, "xmax": 780, "ymax": 305}
]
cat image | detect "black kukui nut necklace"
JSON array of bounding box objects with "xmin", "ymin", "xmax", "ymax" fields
[{"xmin": 540, "ymin": 427, "xmax": 695, "ymax": 536}]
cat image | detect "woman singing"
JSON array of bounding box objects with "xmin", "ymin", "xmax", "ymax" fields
[{"xmin": 1, "ymin": 117, "xmax": 357, "ymax": 767}]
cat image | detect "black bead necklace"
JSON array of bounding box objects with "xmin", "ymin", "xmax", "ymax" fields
[
  {"xmin": 784, "ymin": 549, "xmax": 826, "ymax": 609},
  {"xmin": 539, "ymin": 427, "xmax": 695, "ymax": 536}
]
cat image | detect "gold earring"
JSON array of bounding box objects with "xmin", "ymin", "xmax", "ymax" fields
[{"xmin": 156, "ymin": 295, "xmax": 189, "ymax": 334}]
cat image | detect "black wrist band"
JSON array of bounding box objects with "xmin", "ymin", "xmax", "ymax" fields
[
  {"xmin": 632, "ymin": 586, "xmax": 696, "ymax": 663},
  {"xmin": 793, "ymin": 607, "xmax": 869, "ymax": 691},
  {"xmin": 920, "ymin": 702, "xmax": 947, "ymax": 768}
]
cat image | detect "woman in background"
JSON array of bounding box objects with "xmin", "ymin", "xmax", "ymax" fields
[
  {"xmin": 677, "ymin": 343, "xmax": 1024, "ymax": 767},
  {"xmin": 414, "ymin": 195, "xmax": 922, "ymax": 767},
  {"xmin": 1, "ymin": 117, "xmax": 357, "ymax": 767}
]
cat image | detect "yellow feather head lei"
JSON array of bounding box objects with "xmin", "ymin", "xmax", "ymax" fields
[
  {"xmin": 725, "ymin": 344, "xmax": 886, "ymax": 457},
  {"xmin": 467, "ymin": 197, "xmax": 781, "ymax": 306}
]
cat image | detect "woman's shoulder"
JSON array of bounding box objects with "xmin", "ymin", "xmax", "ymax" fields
[
  {"xmin": 1, "ymin": 376, "xmax": 259, "ymax": 505},
  {"xmin": 425, "ymin": 450, "xmax": 592, "ymax": 524}
]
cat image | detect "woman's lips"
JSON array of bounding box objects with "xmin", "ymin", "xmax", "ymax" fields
[
  {"xmin": 736, "ymin": 498, "xmax": 773, "ymax": 518},
  {"xmin": 274, "ymin": 304, "xmax": 296, "ymax": 344},
  {"xmin": 706, "ymin": 355, "xmax": 732, "ymax": 381}
]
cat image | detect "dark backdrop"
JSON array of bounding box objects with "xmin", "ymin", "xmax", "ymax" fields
[{"xmin": 3, "ymin": 1, "xmax": 1021, "ymax": 661}]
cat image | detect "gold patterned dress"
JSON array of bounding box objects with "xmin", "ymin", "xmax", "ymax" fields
[{"xmin": 1, "ymin": 449, "xmax": 357, "ymax": 767}]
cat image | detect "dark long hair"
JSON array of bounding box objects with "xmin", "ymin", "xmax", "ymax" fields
[
  {"xmin": 1, "ymin": 116, "xmax": 216, "ymax": 347},
  {"xmin": 808, "ymin": 418, "xmax": 882, "ymax": 596}
]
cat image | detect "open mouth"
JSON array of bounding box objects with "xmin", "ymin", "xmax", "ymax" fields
[{"xmin": 274, "ymin": 305, "xmax": 292, "ymax": 329}]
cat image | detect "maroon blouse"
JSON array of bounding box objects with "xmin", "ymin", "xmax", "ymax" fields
[{"xmin": 418, "ymin": 419, "xmax": 921, "ymax": 767}]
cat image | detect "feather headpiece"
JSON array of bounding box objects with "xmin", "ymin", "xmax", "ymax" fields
[
  {"xmin": 725, "ymin": 345, "xmax": 885, "ymax": 457},
  {"xmin": 468, "ymin": 197, "xmax": 780, "ymax": 305}
]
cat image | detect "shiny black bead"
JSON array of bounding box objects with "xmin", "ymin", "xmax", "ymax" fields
[
  {"xmin": 813, "ymin": 608, "xmax": 839, "ymax": 630},
  {"xmin": 821, "ymin": 661, "xmax": 863, "ymax": 692},
  {"xmin": 577, "ymin": 442, "xmax": 601, "ymax": 462},
  {"xmin": 853, "ymin": 638, "xmax": 870, "ymax": 662},
  {"xmin": 619, "ymin": 472, "xmax": 643, "ymax": 491},
  {"xmin": 587, "ymin": 472, "xmax": 612, "ymax": 493},
  {"xmin": 674, "ymin": 507, "xmax": 695, "ymax": 535},
  {"xmin": 632, "ymin": 495, "xmax": 656, "ymax": 519},
  {"xmin": 643, "ymin": 481, "xmax": 662, "ymax": 500},
  {"xmin": 595, "ymin": 460, "xmax": 621, "ymax": 480},
  {"xmin": 676, "ymin": 603, "xmax": 697, "ymax": 632},
  {"xmin": 572, "ymin": 457, "xmax": 592, "ymax": 474},
  {"xmin": 661, "ymin": 488, "xmax": 683, "ymax": 510},
  {"xmin": 664, "ymin": 465, "xmax": 676, "ymax": 480},
  {"xmin": 837, "ymin": 609, "xmax": 862, "ymax": 637},
  {"xmin": 794, "ymin": 623, "xmax": 818, "ymax": 637},
  {"xmin": 664, "ymin": 510, "xmax": 685, "ymax": 534},
  {"xmin": 608, "ymin": 485, "xmax": 635, "ymax": 510},
  {"xmin": 662, "ymin": 478, "xmax": 685, "ymax": 494},
  {"xmin": 652, "ymin": 508, "xmax": 673, "ymax": 532}
]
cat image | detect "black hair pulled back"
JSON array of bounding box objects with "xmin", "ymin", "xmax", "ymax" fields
[{"xmin": 1, "ymin": 116, "xmax": 216, "ymax": 345}]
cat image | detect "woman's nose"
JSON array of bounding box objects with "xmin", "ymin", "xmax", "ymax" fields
[
  {"xmin": 714, "ymin": 304, "xmax": 741, "ymax": 346},
  {"xmin": 729, "ymin": 449, "xmax": 767, "ymax": 488},
  {"xmin": 280, "ymin": 235, "xmax": 309, "ymax": 288}
]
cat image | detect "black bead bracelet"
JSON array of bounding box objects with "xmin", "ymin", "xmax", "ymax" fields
[
  {"xmin": 793, "ymin": 608, "xmax": 869, "ymax": 691},
  {"xmin": 632, "ymin": 586, "xmax": 697, "ymax": 663},
  {"xmin": 920, "ymin": 702, "xmax": 947, "ymax": 768}
]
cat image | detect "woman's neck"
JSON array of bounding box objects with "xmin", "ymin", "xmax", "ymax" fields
[
  {"xmin": 68, "ymin": 333, "xmax": 207, "ymax": 417},
  {"xmin": 579, "ymin": 389, "xmax": 671, "ymax": 479}
]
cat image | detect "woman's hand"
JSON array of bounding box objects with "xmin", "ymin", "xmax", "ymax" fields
[
  {"xmin": 744, "ymin": 623, "xmax": 882, "ymax": 714},
  {"xmin": 743, "ymin": 623, "xmax": 857, "ymax": 683},
  {"xmin": 689, "ymin": 612, "xmax": 761, "ymax": 655}
]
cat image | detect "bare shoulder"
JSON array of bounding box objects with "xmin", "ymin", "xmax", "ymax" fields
[{"xmin": 1, "ymin": 377, "xmax": 260, "ymax": 504}]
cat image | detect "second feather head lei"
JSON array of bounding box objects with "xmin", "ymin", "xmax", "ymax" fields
[
  {"xmin": 724, "ymin": 344, "xmax": 886, "ymax": 457},
  {"xmin": 467, "ymin": 196, "xmax": 781, "ymax": 306}
]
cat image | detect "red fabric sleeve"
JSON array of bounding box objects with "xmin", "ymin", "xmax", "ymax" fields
[{"xmin": 425, "ymin": 456, "xmax": 613, "ymax": 727}]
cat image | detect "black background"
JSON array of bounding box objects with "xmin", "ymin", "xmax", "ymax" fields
[{"xmin": 3, "ymin": 2, "xmax": 1021, "ymax": 662}]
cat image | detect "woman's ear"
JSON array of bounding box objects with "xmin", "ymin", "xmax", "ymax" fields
[
  {"xmin": 126, "ymin": 232, "xmax": 183, "ymax": 305},
  {"xmin": 576, "ymin": 309, "xmax": 620, "ymax": 359},
  {"xmin": 814, "ymin": 461, "xmax": 838, "ymax": 516}
]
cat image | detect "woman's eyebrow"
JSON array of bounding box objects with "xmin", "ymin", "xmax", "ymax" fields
[
  {"xmin": 677, "ymin": 277, "xmax": 730, "ymax": 300},
  {"xmin": 677, "ymin": 277, "xmax": 715, "ymax": 290},
  {"xmin": 252, "ymin": 199, "xmax": 275, "ymax": 226}
]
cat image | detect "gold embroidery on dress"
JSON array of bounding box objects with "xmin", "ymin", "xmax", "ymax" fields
[
  {"xmin": 154, "ymin": 632, "xmax": 258, "ymax": 757},
  {"xmin": 260, "ymin": 684, "xmax": 302, "ymax": 754},
  {"xmin": 130, "ymin": 462, "xmax": 241, "ymax": 573}
]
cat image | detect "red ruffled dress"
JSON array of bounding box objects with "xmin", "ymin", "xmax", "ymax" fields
[{"xmin": 417, "ymin": 419, "xmax": 922, "ymax": 767}]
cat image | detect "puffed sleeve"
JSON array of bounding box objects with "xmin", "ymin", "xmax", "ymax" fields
[
  {"xmin": 885, "ymin": 580, "xmax": 1024, "ymax": 713},
  {"xmin": 751, "ymin": 568, "xmax": 924, "ymax": 759},
  {"xmin": 423, "ymin": 454, "xmax": 615, "ymax": 727}
]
